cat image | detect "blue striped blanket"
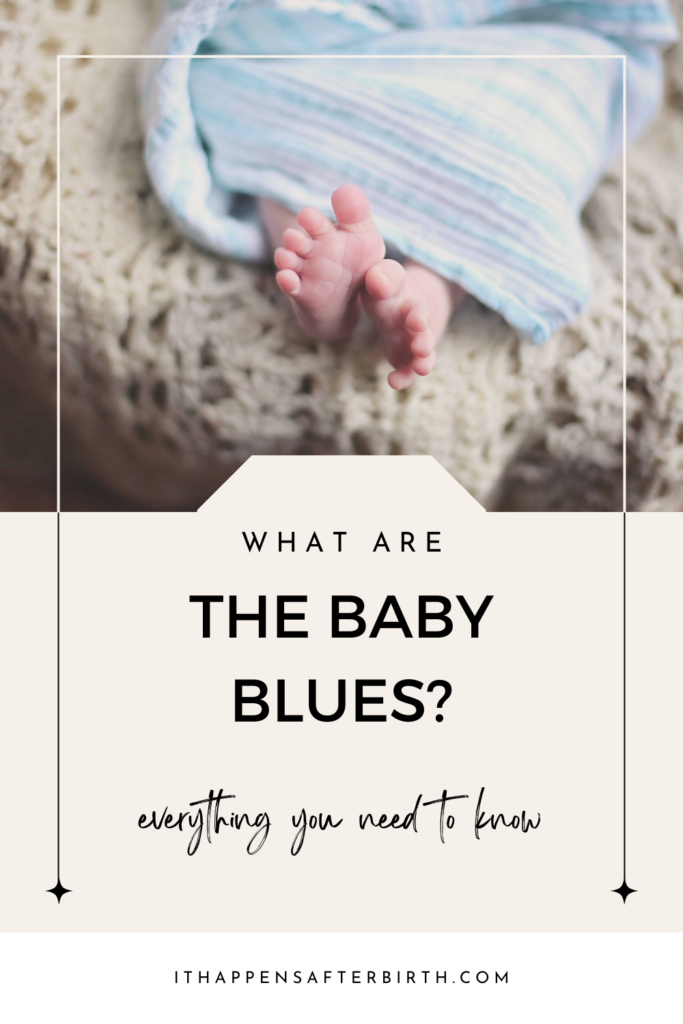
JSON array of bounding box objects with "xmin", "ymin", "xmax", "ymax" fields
[{"xmin": 143, "ymin": 1, "xmax": 676, "ymax": 343}]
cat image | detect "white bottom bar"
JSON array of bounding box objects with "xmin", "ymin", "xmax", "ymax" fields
[{"xmin": 1, "ymin": 933, "xmax": 681, "ymax": 1022}]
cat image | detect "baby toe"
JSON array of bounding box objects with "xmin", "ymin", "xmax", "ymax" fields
[
  {"xmin": 404, "ymin": 303, "xmax": 429, "ymax": 335},
  {"xmin": 412, "ymin": 352, "xmax": 436, "ymax": 377},
  {"xmin": 274, "ymin": 247, "xmax": 302, "ymax": 272},
  {"xmin": 297, "ymin": 207, "xmax": 333, "ymax": 238},
  {"xmin": 409, "ymin": 331, "xmax": 434, "ymax": 359},
  {"xmin": 330, "ymin": 184, "xmax": 373, "ymax": 227},
  {"xmin": 388, "ymin": 366, "xmax": 417, "ymax": 390},
  {"xmin": 276, "ymin": 269, "xmax": 301, "ymax": 296},
  {"xmin": 283, "ymin": 228, "xmax": 313, "ymax": 256},
  {"xmin": 365, "ymin": 259, "xmax": 406, "ymax": 301}
]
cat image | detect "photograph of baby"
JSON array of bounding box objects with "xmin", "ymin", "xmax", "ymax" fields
[{"xmin": 0, "ymin": 0, "xmax": 681, "ymax": 511}]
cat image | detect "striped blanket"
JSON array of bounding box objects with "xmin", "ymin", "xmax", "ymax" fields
[{"xmin": 143, "ymin": 1, "xmax": 677, "ymax": 343}]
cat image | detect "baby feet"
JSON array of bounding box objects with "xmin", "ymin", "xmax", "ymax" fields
[
  {"xmin": 274, "ymin": 184, "xmax": 385, "ymax": 343},
  {"xmin": 273, "ymin": 186, "xmax": 461, "ymax": 388}
]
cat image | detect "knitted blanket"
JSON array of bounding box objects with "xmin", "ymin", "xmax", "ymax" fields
[{"xmin": 0, "ymin": 0, "xmax": 681, "ymax": 510}]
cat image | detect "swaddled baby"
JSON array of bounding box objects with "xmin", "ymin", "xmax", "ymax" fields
[{"xmin": 144, "ymin": 0, "xmax": 677, "ymax": 387}]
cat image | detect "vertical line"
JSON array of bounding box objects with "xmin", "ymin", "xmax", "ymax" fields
[
  {"xmin": 56, "ymin": 56, "xmax": 62, "ymax": 882},
  {"xmin": 622, "ymin": 56, "xmax": 628, "ymax": 882},
  {"xmin": 57, "ymin": 512, "xmax": 60, "ymax": 878},
  {"xmin": 57, "ymin": 56, "xmax": 61, "ymax": 515},
  {"xmin": 623, "ymin": 512, "xmax": 626, "ymax": 879},
  {"xmin": 622, "ymin": 55, "xmax": 627, "ymax": 514}
]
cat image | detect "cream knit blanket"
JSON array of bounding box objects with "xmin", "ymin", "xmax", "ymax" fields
[{"xmin": 0, "ymin": 0, "xmax": 681, "ymax": 509}]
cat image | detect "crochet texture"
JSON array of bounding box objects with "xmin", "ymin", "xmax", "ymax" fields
[{"xmin": 0, "ymin": 0, "xmax": 681, "ymax": 510}]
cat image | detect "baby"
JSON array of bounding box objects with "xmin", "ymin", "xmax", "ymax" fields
[
  {"xmin": 145, "ymin": 1, "xmax": 676, "ymax": 389},
  {"xmin": 260, "ymin": 187, "xmax": 464, "ymax": 390}
]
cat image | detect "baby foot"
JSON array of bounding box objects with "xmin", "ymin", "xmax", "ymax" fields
[
  {"xmin": 362, "ymin": 260, "xmax": 438, "ymax": 390},
  {"xmin": 274, "ymin": 185, "xmax": 385, "ymax": 343}
]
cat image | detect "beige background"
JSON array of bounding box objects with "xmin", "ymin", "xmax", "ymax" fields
[{"xmin": 0, "ymin": 458, "xmax": 681, "ymax": 930}]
